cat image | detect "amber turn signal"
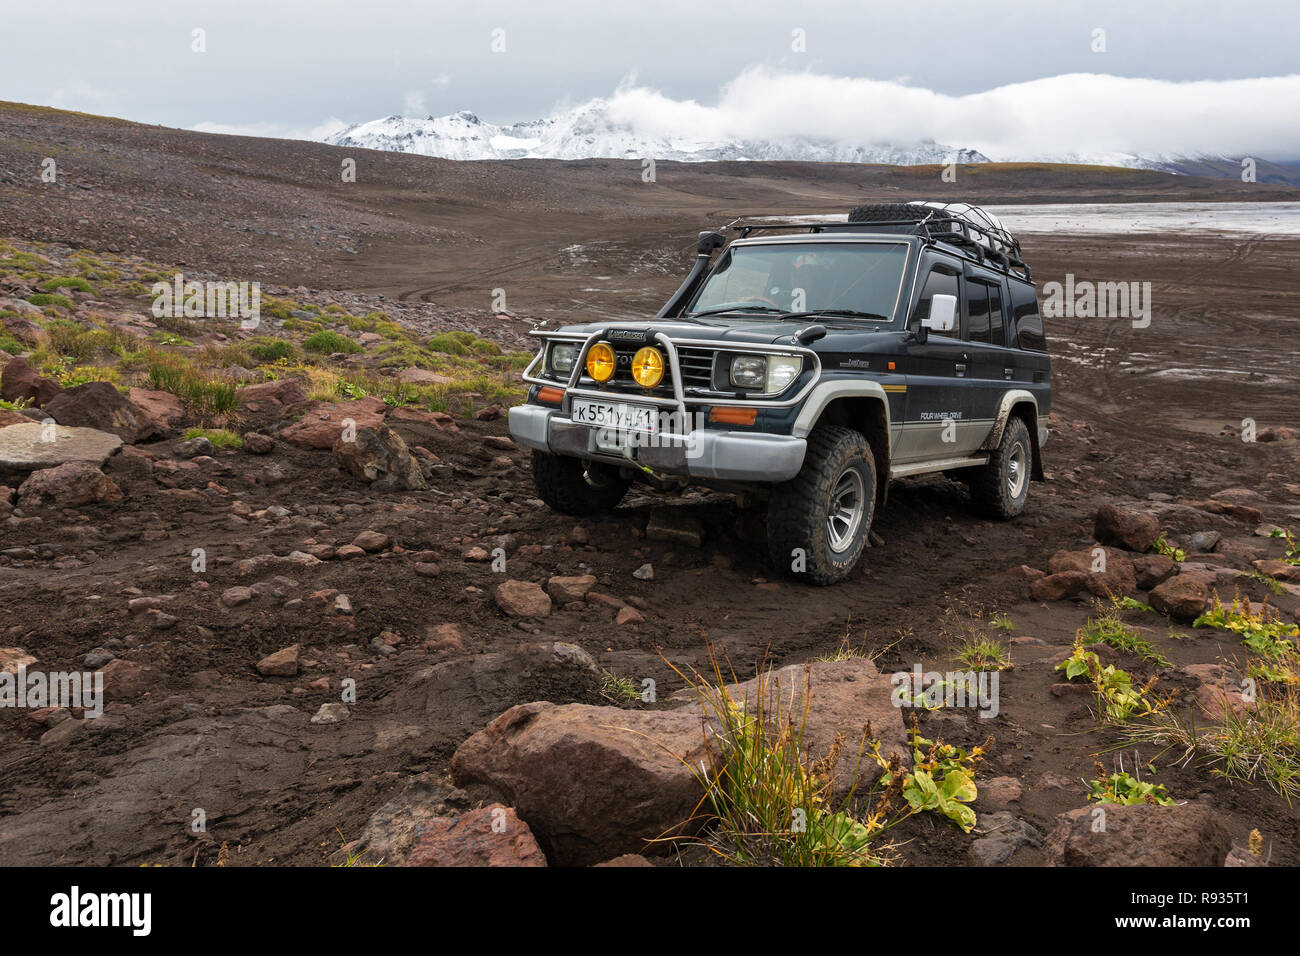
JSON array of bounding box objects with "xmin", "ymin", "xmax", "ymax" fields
[
  {"xmin": 708, "ymin": 406, "xmax": 758, "ymax": 426},
  {"xmin": 537, "ymin": 386, "xmax": 565, "ymax": 405},
  {"xmin": 631, "ymin": 346, "xmax": 665, "ymax": 388},
  {"xmin": 586, "ymin": 342, "xmax": 616, "ymax": 382}
]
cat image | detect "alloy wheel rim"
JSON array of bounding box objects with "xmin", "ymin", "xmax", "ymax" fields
[
  {"xmin": 1007, "ymin": 443, "xmax": 1028, "ymax": 499},
  {"xmin": 827, "ymin": 466, "xmax": 865, "ymax": 554}
]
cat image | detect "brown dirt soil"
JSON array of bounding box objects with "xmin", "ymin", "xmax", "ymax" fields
[{"xmin": 1, "ymin": 103, "xmax": 1299, "ymax": 866}]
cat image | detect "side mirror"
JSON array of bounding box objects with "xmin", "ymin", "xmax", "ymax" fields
[{"xmin": 922, "ymin": 293, "xmax": 957, "ymax": 333}]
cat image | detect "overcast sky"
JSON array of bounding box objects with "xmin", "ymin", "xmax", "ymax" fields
[{"xmin": 5, "ymin": 0, "xmax": 1300, "ymax": 157}]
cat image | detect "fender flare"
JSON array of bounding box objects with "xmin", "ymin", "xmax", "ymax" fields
[
  {"xmin": 981, "ymin": 390, "xmax": 1044, "ymax": 479},
  {"xmin": 791, "ymin": 380, "xmax": 892, "ymax": 440},
  {"xmin": 791, "ymin": 380, "xmax": 895, "ymax": 505}
]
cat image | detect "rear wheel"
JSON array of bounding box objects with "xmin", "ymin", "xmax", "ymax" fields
[
  {"xmin": 968, "ymin": 417, "xmax": 1032, "ymax": 519},
  {"xmin": 531, "ymin": 451, "xmax": 630, "ymax": 515},
  {"xmin": 767, "ymin": 425, "xmax": 876, "ymax": 585}
]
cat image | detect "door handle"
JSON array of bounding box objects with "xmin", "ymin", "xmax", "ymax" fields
[{"xmin": 955, "ymin": 363, "xmax": 967, "ymax": 377}]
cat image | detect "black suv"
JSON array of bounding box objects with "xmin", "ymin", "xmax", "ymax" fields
[{"xmin": 509, "ymin": 202, "xmax": 1051, "ymax": 584}]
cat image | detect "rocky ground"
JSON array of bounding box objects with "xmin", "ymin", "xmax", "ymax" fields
[{"xmin": 0, "ymin": 103, "xmax": 1298, "ymax": 867}]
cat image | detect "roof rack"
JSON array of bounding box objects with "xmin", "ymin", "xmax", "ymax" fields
[{"xmin": 723, "ymin": 212, "xmax": 1033, "ymax": 282}]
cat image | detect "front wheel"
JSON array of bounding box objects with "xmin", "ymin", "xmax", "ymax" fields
[
  {"xmin": 531, "ymin": 451, "xmax": 630, "ymax": 515},
  {"xmin": 968, "ymin": 417, "xmax": 1032, "ymax": 519},
  {"xmin": 767, "ymin": 425, "xmax": 877, "ymax": 585}
]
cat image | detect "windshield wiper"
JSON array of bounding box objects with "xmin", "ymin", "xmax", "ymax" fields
[
  {"xmin": 686, "ymin": 306, "xmax": 786, "ymax": 317},
  {"xmin": 780, "ymin": 309, "xmax": 890, "ymax": 322}
]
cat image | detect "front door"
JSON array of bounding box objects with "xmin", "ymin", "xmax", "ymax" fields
[{"xmin": 896, "ymin": 256, "xmax": 978, "ymax": 462}]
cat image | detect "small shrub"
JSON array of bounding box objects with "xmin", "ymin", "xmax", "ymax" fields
[
  {"xmin": 183, "ymin": 427, "xmax": 242, "ymax": 450},
  {"xmin": 1080, "ymin": 606, "xmax": 1169, "ymax": 667},
  {"xmin": 38, "ymin": 276, "xmax": 94, "ymax": 294},
  {"xmin": 303, "ymin": 330, "xmax": 363, "ymax": 354},
  {"xmin": 27, "ymin": 293, "xmax": 75, "ymax": 310},
  {"xmin": 248, "ymin": 338, "xmax": 297, "ymax": 362},
  {"xmin": 1086, "ymin": 761, "xmax": 1175, "ymax": 806}
]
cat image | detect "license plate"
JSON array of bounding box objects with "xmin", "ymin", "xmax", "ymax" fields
[{"xmin": 570, "ymin": 400, "xmax": 658, "ymax": 434}]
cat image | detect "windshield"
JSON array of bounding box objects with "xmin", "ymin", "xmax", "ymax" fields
[{"xmin": 686, "ymin": 241, "xmax": 908, "ymax": 320}]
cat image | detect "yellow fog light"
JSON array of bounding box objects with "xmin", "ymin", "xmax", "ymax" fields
[
  {"xmin": 586, "ymin": 342, "xmax": 616, "ymax": 382},
  {"xmin": 631, "ymin": 346, "xmax": 665, "ymax": 388}
]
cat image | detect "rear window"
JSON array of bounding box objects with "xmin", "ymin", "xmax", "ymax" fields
[{"xmin": 1009, "ymin": 280, "xmax": 1047, "ymax": 351}]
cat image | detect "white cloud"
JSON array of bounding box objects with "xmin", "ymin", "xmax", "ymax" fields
[
  {"xmin": 190, "ymin": 117, "xmax": 349, "ymax": 141},
  {"xmin": 602, "ymin": 68, "xmax": 1300, "ymax": 160}
]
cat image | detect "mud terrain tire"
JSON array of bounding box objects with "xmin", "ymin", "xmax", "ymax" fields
[
  {"xmin": 532, "ymin": 451, "xmax": 630, "ymax": 515},
  {"xmin": 767, "ymin": 425, "xmax": 876, "ymax": 585},
  {"xmin": 847, "ymin": 202, "xmax": 938, "ymax": 224},
  {"xmin": 969, "ymin": 416, "xmax": 1032, "ymax": 519}
]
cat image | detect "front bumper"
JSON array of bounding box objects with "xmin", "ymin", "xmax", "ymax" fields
[{"xmin": 509, "ymin": 403, "xmax": 807, "ymax": 483}]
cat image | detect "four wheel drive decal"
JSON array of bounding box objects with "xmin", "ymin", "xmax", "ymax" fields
[{"xmin": 512, "ymin": 201, "xmax": 1051, "ymax": 585}]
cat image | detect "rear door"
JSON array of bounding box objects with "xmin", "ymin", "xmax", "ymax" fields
[{"xmin": 962, "ymin": 268, "xmax": 1016, "ymax": 442}]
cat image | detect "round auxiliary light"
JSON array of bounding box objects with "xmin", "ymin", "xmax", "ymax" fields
[
  {"xmin": 631, "ymin": 346, "xmax": 665, "ymax": 388},
  {"xmin": 586, "ymin": 342, "xmax": 616, "ymax": 382}
]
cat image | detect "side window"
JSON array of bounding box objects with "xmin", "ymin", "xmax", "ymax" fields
[
  {"xmin": 965, "ymin": 280, "xmax": 990, "ymax": 343},
  {"xmin": 1009, "ymin": 280, "xmax": 1047, "ymax": 351},
  {"xmin": 909, "ymin": 262, "xmax": 960, "ymax": 337},
  {"xmin": 988, "ymin": 285, "xmax": 1005, "ymax": 347}
]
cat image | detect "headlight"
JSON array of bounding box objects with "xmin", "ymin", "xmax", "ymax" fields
[
  {"xmin": 586, "ymin": 342, "xmax": 616, "ymax": 382},
  {"xmin": 730, "ymin": 355, "xmax": 766, "ymax": 390},
  {"xmin": 550, "ymin": 343, "xmax": 576, "ymax": 375},
  {"xmin": 766, "ymin": 356, "xmax": 802, "ymax": 393},
  {"xmin": 631, "ymin": 347, "xmax": 665, "ymax": 388},
  {"xmin": 729, "ymin": 354, "xmax": 803, "ymax": 393}
]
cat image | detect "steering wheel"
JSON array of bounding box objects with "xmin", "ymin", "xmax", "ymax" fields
[{"xmin": 736, "ymin": 294, "xmax": 783, "ymax": 310}]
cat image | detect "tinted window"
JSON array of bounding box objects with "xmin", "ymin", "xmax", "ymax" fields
[
  {"xmin": 1009, "ymin": 280, "xmax": 1047, "ymax": 351},
  {"xmin": 988, "ymin": 284, "xmax": 1005, "ymax": 347},
  {"xmin": 910, "ymin": 262, "xmax": 960, "ymax": 337},
  {"xmin": 965, "ymin": 280, "xmax": 990, "ymax": 343}
]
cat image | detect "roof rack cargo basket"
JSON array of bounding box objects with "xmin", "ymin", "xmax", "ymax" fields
[{"xmin": 725, "ymin": 202, "xmax": 1032, "ymax": 281}]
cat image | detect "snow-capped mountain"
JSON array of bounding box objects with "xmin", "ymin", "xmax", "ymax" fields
[
  {"xmin": 325, "ymin": 101, "xmax": 989, "ymax": 165},
  {"xmin": 323, "ymin": 100, "xmax": 1295, "ymax": 179}
]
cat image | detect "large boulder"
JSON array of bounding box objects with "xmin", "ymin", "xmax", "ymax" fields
[
  {"xmin": 450, "ymin": 657, "xmax": 908, "ymax": 866},
  {"xmin": 451, "ymin": 701, "xmax": 718, "ymax": 866},
  {"xmin": 17, "ymin": 461, "xmax": 122, "ymax": 508},
  {"xmin": 1047, "ymin": 547, "xmax": 1137, "ymax": 597},
  {"xmin": 1149, "ymin": 575, "xmax": 1209, "ymax": 621},
  {"xmin": 1, "ymin": 358, "xmax": 61, "ymax": 407},
  {"xmin": 402, "ymin": 804, "xmax": 546, "ymax": 867},
  {"xmin": 1132, "ymin": 553, "xmax": 1177, "ymax": 590},
  {"xmin": 1045, "ymin": 802, "xmax": 1232, "ymax": 866},
  {"xmin": 1094, "ymin": 504, "xmax": 1160, "ymax": 553},
  {"xmin": 233, "ymin": 378, "xmax": 308, "ymax": 417},
  {"xmin": 332, "ymin": 424, "xmax": 427, "ymax": 491},
  {"xmin": 680, "ymin": 658, "xmax": 909, "ymax": 798},
  {"xmin": 494, "ymin": 580, "xmax": 552, "ymax": 618},
  {"xmin": 0, "ymin": 422, "xmax": 123, "ymax": 472},
  {"xmin": 127, "ymin": 387, "xmax": 186, "ymax": 433},
  {"xmin": 281, "ymin": 397, "xmax": 386, "ymax": 449},
  {"xmin": 1030, "ymin": 570, "xmax": 1089, "ymax": 602},
  {"xmin": 44, "ymin": 382, "xmax": 155, "ymax": 443},
  {"xmin": 389, "ymin": 642, "xmax": 604, "ymax": 740}
]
